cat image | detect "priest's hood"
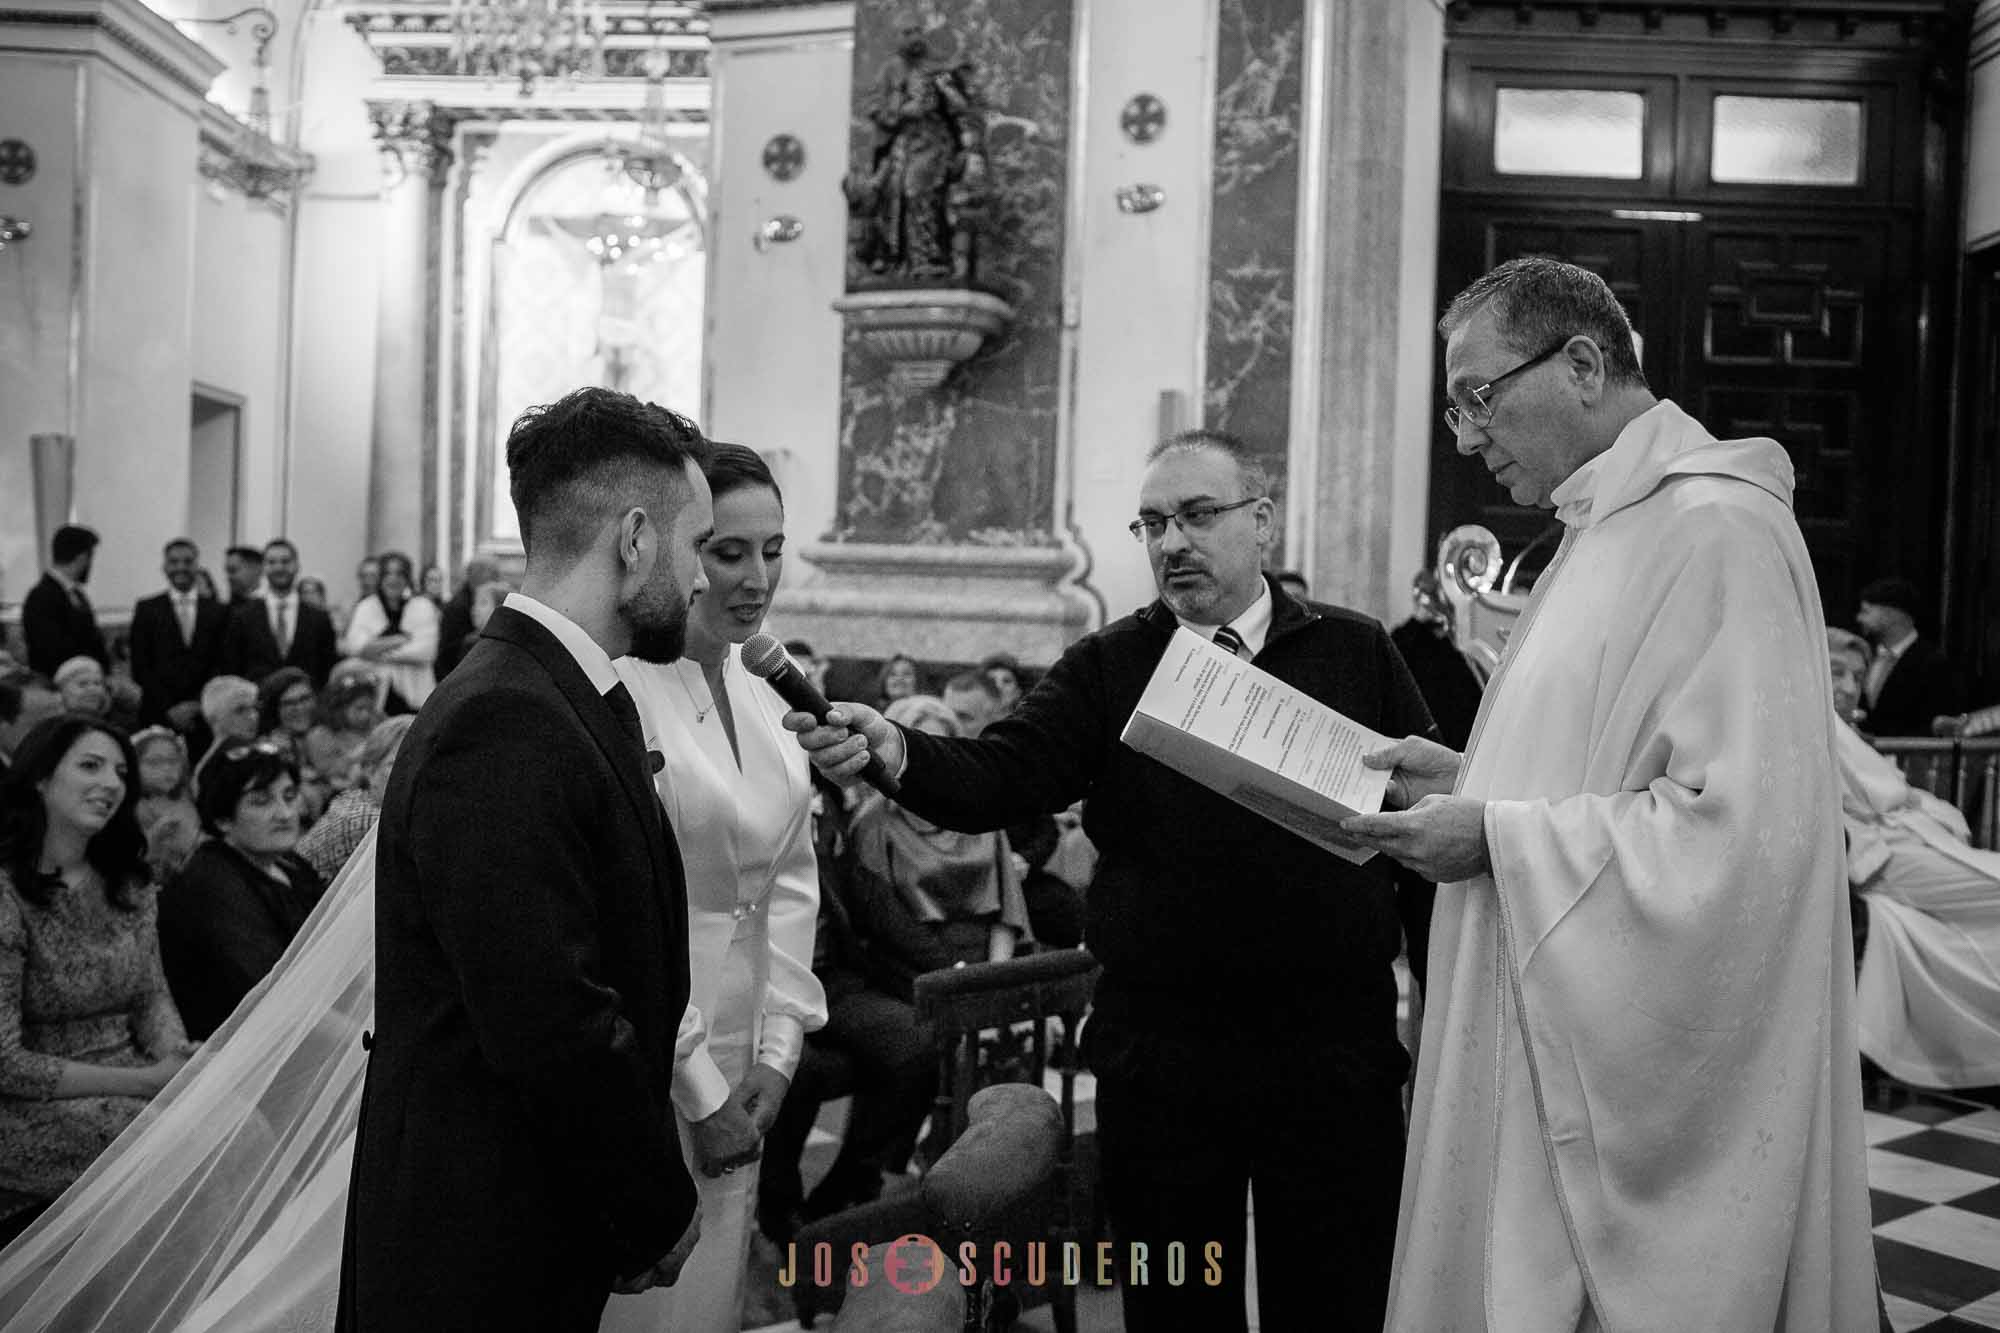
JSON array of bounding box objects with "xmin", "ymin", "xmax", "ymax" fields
[{"xmin": 1553, "ymin": 399, "xmax": 1796, "ymax": 532}]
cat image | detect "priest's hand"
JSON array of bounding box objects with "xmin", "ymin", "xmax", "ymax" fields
[
  {"xmin": 1340, "ymin": 795, "xmax": 1491, "ymax": 882},
  {"xmin": 690, "ymin": 1091, "xmax": 762, "ymax": 1178},
  {"xmin": 1362, "ymin": 735, "xmax": 1464, "ymax": 810},
  {"xmin": 783, "ymin": 702, "xmax": 905, "ymax": 787}
]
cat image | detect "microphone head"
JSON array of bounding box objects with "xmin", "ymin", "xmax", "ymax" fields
[{"xmin": 740, "ymin": 633, "xmax": 789, "ymax": 680}]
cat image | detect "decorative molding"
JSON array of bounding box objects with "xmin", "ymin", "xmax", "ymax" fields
[
  {"xmin": 342, "ymin": 0, "xmax": 711, "ymax": 79},
  {"xmin": 196, "ymin": 100, "xmax": 312, "ymax": 209},
  {"xmin": 367, "ymin": 98, "xmax": 466, "ymax": 185},
  {"xmin": 0, "ymin": 0, "xmax": 226, "ymax": 106},
  {"xmin": 1444, "ymin": 0, "xmax": 1964, "ymax": 43}
]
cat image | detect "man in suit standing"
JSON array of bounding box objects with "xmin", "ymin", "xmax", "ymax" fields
[
  {"xmin": 22, "ymin": 524, "xmax": 108, "ymax": 678},
  {"xmin": 130, "ymin": 538, "xmax": 228, "ymax": 728},
  {"xmin": 221, "ymin": 539, "xmax": 338, "ymax": 688},
  {"xmin": 789, "ymin": 429, "xmax": 1438, "ymax": 1333},
  {"xmin": 223, "ymin": 546, "xmax": 264, "ymax": 607},
  {"xmin": 1856, "ymin": 576, "xmax": 1962, "ymax": 736},
  {"xmin": 337, "ymin": 388, "xmax": 712, "ymax": 1332}
]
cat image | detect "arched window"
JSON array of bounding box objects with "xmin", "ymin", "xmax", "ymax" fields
[{"xmin": 483, "ymin": 146, "xmax": 706, "ymax": 544}]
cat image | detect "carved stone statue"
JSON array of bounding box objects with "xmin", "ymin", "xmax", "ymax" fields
[{"xmin": 846, "ymin": 16, "xmax": 993, "ymax": 287}]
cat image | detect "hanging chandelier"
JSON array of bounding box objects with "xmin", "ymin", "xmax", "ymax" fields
[
  {"xmin": 609, "ymin": 46, "xmax": 683, "ymax": 204},
  {"xmin": 447, "ymin": 0, "xmax": 608, "ymax": 97}
]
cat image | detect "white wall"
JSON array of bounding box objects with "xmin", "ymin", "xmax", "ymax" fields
[
  {"xmin": 1065, "ymin": 0, "xmax": 1217, "ymax": 622},
  {"xmin": 1970, "ymin": 0, "xmax": 2000, "ymax": 251},
  {"xmin": 190, "ymin": 173, "xmax": 286, "ymax": 544},
  {"xmin": 704, "ymin": 2, "xmax": 855, "ymax": 554}
]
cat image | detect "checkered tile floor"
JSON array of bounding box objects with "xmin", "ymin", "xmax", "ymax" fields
[{"xmin": 1868, "ymin": 1083, "xmax": 2000, "ymax": 1332}]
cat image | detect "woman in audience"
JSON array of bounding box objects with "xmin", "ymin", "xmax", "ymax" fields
[
  {"xmin": 190, "ymin": 676, "xmax": 259, "ymax": 798},
  {"xmin": 130, "ymin": 727, "xmax": 200, "ymax": 881},
  {"xmin": 980, "ymin": 651, "xmax": 1026, "ymax": 716},
  {"xmin": 259, "ymin": 668, "xmax": 329, "ymax": 823},
  {"xmin": 303, "ymin": 669, "xmax": 381, "ymax": 796},
  {"xmin": 52, "ymin": 658, "xmax": 110, "ymax": 719},
  {"xmin": 875, "ymin": 654, "xmax": 921, "ymax": 710},
  {"xmin": 296, "ymin": 577, "xmax": 329, "ymax": 615},
  {"xmin": 0, "ymin": 716, "xmax": 194, "ymax": 1240},
  {"xmin": 1829, "ymin": 627, "xmax": 2000, "ymax": 1088},
  {"xmin": 604, "ymin": 443, "xmax": 826, "ymax": 1333},
  {"xmin": 342, "ymin": 551, "xmax": 439, "ymax": 712},
  {"xmin": 844, "ymin": 693, "xmax": 1033, "ymax": 1001},
  {"xmin": 295, "ymin": 716, "xmax": 410, "ymax": 883},
  {"xmin": 193, "ymin": 568, "xmax": 220, "ymax": 602},
  {"xmin": 158, "ymin": 742, "xmax": 324, "ymax": 1040},
  {"xmin": 418, "ymin": 563, "xmax": 447, "ymax": 604}
]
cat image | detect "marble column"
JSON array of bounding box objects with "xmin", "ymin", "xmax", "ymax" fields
[
  {"xmin": 366, "ymin": 101, "xmax": 456, "ymax": 566},
  {"xmin": 781, "ymin": 0, "xmax": 1094, "ymax": 667},
  {"xmin": 1296, "ymin": 0, "xmax": 1443, "ymax": 620}
]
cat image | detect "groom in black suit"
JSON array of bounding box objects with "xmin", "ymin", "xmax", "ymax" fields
[{"xmin": 338, "ymin": 388, "xmax": 715, "ymax": 1332}]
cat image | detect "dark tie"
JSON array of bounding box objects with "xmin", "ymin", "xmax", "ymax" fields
[{"xmin": 1213, "ymin": 624, "xmax": 1248, "ymax": 659}]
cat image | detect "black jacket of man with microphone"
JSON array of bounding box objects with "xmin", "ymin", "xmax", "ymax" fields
[{"xmin": 789, "ymin": 431, "xmax": 1437, "ymax": 1333}]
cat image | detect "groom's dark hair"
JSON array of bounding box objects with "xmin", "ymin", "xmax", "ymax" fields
[{"xmin": 506, "ymin": 388, "xmax": 710, "ymax": 563}]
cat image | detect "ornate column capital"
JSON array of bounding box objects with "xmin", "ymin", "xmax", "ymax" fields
[{"xmin": 368, "ymin": 99, "xmax": 461, "ymax": 187}]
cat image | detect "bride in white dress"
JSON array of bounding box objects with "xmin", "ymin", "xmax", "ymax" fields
[{"xmin": 601, "ymin": 442, "xmax": 826, "ymax": 1332}]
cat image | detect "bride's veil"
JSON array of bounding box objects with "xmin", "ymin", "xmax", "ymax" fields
[{"xmin": 0, "ymin": 826, "xmax": 378, "ymax": 1332}]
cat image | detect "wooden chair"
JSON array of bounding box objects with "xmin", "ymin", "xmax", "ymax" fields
[
  {"xmin": 1870, "ymin": 737, "xmax": 2000, "ymax": 850},
  {"xmin": 792, "ymin": 947, "xmax": 1100, "ymax": 1331}
]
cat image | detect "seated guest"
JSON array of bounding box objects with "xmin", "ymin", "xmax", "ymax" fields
[
  {"xmin": 341, "ymin": 551, "xmax": 439, "ymax": 711},
  {"xmin": 303, "ymin": 670, "xmax": 381, "ymax": 794},
  {"xmin": 1828, "ymin": 628, "xmax": 2000, "ymax": 1089},
  {"xmin": 0, "ymin": 672, "xmax": 63, "ymax": 783},
  {"xmin": 131, "ymin": 727, "xmax": 201, "ymax": 881},
  {"xmin": 758, "ymin": 773, "xmax": 937, "ymax": 1241},
  {"xmin": 258, "ymin": 668, "xmax": 329, "ymax": 823},
  {"xmin": 295, "ymin": 716, "xmax": 411, "ymax": 883},
  {"xmin": 875, "ymin": 655, "xmax": 922, "ymax": 711},
  {"xmin": 1854, "ymin": 576, "xmax": 1962, "ymax": 736},
  {"xmin": 191, "ymin": 677, "xmax": 260, "ymax": 799},
  {"xmin": 53, "ymin": 657, "xmax": 110, "ymax": 719},
  {"xmin": 844, "ymin": 695, "xmax": 1032, "ymax": 1002},
  {"xmin": 419, "ymin": 563, "xmax": 447, "ymax": 604},
  {"xmin": 159, "ymin": 742, "xmax": 324, "ymax": 1040},
  {"xmin": 979, "ymin": 652, "xmax": 1025, "ymax": 716},
  {"xmin": 432, "ymin": 557, "xmax": 502, "ymax": 681},
  {"xmin": 296, "ymin": 577, "xmax": 329, "ymax": 615},
  {"xmin": 0, "ymin": 716, "xmax": 195, "ymax": 1235}
]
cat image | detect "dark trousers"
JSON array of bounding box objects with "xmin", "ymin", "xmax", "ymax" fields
[
  {"xmin": 761, "ymin": 978, "xmax": 935, "ymax": 1226},
  {"xmin": 1085, "ymin": 1017, "xmax": 1407, "ymax": 1333}
]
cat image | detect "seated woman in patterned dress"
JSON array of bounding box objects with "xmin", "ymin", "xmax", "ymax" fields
[{"xmin": 0, "ymin": 716, "xmax": 195, "ymax": 1239}]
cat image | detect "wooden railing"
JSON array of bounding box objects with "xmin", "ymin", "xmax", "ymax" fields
[{"xmin": 1872, "ymin": 737, "xmax": 2000, "ymax": 851}]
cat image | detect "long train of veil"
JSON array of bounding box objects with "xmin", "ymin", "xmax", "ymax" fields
[{"xmin": 0, "ymin": 827, "xmax": 378, "ymax": 1332}]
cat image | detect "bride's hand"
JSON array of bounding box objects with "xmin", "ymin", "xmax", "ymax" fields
[{"xmin": 689, "ymin": 1093, "xmax": 761, "ymax": 1177}]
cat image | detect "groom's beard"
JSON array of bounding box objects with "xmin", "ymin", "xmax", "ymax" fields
[{"xmin": 624, "ymin": 587, "xmax": 690, "ymax": 664}]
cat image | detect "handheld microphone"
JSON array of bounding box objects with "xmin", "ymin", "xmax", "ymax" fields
[{"xmin": 741, "ymin": 633, "xmax": 901, "ymax": 797}]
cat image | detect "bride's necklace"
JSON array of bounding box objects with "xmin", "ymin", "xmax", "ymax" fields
[{"xmin": 679, "ymin": 659, "xmax": 719, "ymax": 724}]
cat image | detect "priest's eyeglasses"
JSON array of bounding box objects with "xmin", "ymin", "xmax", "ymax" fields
[
  {"xmin": 1128, "ymin": 498, "xmax": 1261, "ymax": 543},
  {"xmin": 1442, "ymin": 338, "xmax": 1573, "ymax": 435}
]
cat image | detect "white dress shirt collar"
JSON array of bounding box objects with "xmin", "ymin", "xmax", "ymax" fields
[
  {"xmin": 502, "ymin": 592, "xmax": 621, "ymax": 695},
  {"xmin": 1177, "ymin": 579, "xmax": 1274, "ymax": 658}
]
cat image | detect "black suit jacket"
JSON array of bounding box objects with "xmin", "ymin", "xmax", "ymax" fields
[
  {"xmin": 895, "ymin": 577, "xmax": 1439, "ymax": 1045},
  {"xmin": 22, "ymin": 573, "xmax": 107, "ymax": 678},
  {"xmin": 219, "ymin": 597, "xmax": 338, "ymax": 688},
  {"xmin": 129, "ymin": 592, "xmax": 227, "ymax": 724},
  {"xmin": 1867, "ymin": 636, "xmax": 1962, "ymax": 737},
  {"xmin": 336, "ymin": 607, "xmax": 697, "ymax": 1332},
  {"xmin": 158, "ymin": 840, "xmax": 324, "ymax": 1039}
]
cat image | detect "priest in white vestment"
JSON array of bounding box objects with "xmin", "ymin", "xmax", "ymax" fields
[{"xmin": 1344, "ymin": 257, "xmax": 1877, "ymax": 1332}]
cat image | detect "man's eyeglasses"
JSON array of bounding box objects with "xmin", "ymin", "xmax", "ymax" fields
[
  {"xmin": 1442, "ymin": 337, "xmax": 1573, "ymax": 435},
  {"xmin": 1128, "ymin": 497, "xmax": 1262, "ymax": 543},
  {"xmin": 222, "ymin": 740, "xmax": 288, "ymax": 763}
]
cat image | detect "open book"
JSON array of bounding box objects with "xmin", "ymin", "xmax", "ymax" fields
[{"xmin": 1119, "ymin": 628, "xmax": 1392, "ymax": 864}]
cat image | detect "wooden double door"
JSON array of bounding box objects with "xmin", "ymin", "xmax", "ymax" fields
[{"xmin": 1431, "ymin": 16, "xmax": 1960, "ymax": 625}]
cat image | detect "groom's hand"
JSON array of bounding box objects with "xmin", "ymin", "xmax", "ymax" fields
[
  {"xmin": 612, "ymin": 1213, "xmax": 702, "ymax": 1294},
  {"xmin": 689, "ymin": 1092, "xmax": 761, "ymax": 1178}
]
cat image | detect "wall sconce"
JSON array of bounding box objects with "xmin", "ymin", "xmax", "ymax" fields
[
  {"xmin": 754, "ymin": 215, "xmax": 803, "ymax": 251},
  {"xmin": 0, "ymin": 217, "xmax": 28, "ymax": 251},
  {"xmin": 1115, "ymin": 184, "xmax": 1165, "ymax": 215}
]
